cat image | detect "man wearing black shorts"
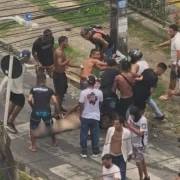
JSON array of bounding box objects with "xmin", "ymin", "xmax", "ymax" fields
[
  {"xmin": 32, "ymin": 29, "xmax": 54, "ymax": 78},
  {"xmin": 133, "ymin": 63, "xmax": 167, "ymax": 113},
  {"xmin": 53, "ymin": 36, "xmax": 80, "ymax": 118},
  {"xmin": 5, "ymin": 50, "xmax": 36, "ymax": 134},
  {"xmin": 28, "ymin": 73, "xmax": 60, "ymax": 152}
]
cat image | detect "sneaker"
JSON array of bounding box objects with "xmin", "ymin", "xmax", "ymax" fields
[
  {"xmin": 154, "ymin": 116, "xmax": 165, "ymax": 121},
  {"xmin": 80, "ymin": 150, "xmax": 87, "ymax": 158},
  {"xmin": 92, "ymin": 151, "xmax": 101, "ymax": 157},
  {"xmin": 143, "ymin": 177, "xmax": 150, "ymax": 180},
  {"xmin": 6, "ymin": 122, "xmax": 18, "ymax": 134}
]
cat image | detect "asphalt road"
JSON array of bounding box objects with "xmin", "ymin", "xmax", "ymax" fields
[{"xmin": 0, "ymin": 53, "xmax": 179, "ymax": 180}]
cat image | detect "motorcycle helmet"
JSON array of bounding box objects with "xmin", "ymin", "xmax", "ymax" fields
[{"xmin": 128, "ymin": 49, "xmax": 143, "ymax": 64}]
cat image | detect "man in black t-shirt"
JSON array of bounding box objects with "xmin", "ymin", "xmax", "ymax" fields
[
  {"xmin": 100, "ymin": 59, "xmax": 119, "ymax": 122},
  {"xmin": 133, "ymin": 63, "xmax": 167, "ymax": 113},
  {"xmin": 32, "ymin": 29, "xmax": 54, "ymax": 78},
  {"xmin": 28, "ymin": 73, "xmax": 61, "ymax": 152}
]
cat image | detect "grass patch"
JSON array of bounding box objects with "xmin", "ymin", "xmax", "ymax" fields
[
  {"xmin": 28, "ymin": 0, "xmax": 109, "ymax": 26},
  {"xmin": 128, "ymin": 18, "xmax": 170, "ymax": 56}
]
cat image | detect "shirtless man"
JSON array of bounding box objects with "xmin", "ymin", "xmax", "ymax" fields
[
  {"xmin": 53, "ymin": 36, "xmax": 80, "ymax": 118},
  {"xmin": 80, "ymin": 49, "xmax": 108, "ymax": 90},
  {"xmin": 112, "ymin": 60, "xmax": 141, "ymax": 120}
]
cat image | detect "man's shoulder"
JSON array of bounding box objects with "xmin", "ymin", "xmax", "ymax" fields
[{"xmin": 140, "ymin": 116, "xmax": 147, "ymax": 123}]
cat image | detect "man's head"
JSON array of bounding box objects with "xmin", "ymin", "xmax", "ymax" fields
[
  {"xmin": 102, "ymin": 154, "xmax": 112, "ymax": 169},
  {"xmin": 130, "ymin": 106, "xmax": 141, "ymax": 123},
  {"xmin": 90, "ymin": 49, "xmax": 101, "ymax": 60},
  {"xmin": 36, "ymin": 73, "xmax": 46, "ymax": 85},
  {"xmin": 107, "ymin": 59, "xmax": 117, "ymax": 67},
  {"xmin": 114, "ymin": 118, "xmax": 123, "ymax": 131},
  {"xmin": 121, "ymin": 60, "xmax": 131, "ymax": 72},
  {"xmin": 87, "ymin": 75, "xmax": 96, "ymax": 86},
  {"xmin": 80, "ymin": 28, "xmax": 91, "ymax": 40},
  {"xmin": 155, "ymin": 62, "xmax": 167, "ymax": 76},
  {"xmin": 58, "ymin": 36, "xmax": 68, "ymax": 48},
  {"xmin": 128, "ymin": 49, "xmax": 143, "ymax": 64},
  {"xmin": 43, "ymin": 29, "xmax": 52, "ymax": 40},
  {"xmin": 168, "ymin": 24, "xmax": 179, "ymax": 38},
  {"xmin": 20, "ymin": 50, "xmax": 31, "ymax": 64}
]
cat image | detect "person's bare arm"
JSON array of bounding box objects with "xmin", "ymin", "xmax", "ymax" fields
[
  {"xmin": 125, "ymin": 122, "xmax": 144, "ymax": 136},
  {"xmin": 55, "ymin": 50, "xmax": 72, "ymax": 66},
  {"xmin": 32, "ymin": 43, "xmax": 39, "ymax": 62},
  {"xmin": 65, "ymin": 104, "xmax": 80, "ymax": 117},
  {"xmin": 131, "ymin": 64, "xmax": 139, "ymax": 73},
  {"xmin": 68, "ymin": 63, "xmax": 81, "ymax": 68},
  {"xmin": 93, "ymin": 59, "xmax": 108, "ymax": 70},
  {"xmin": 28, "ymin": 94, "xmax": 34, "ymax": 108},
  {"xmin": 51, "ymin": 95, "xmax": 61, "ymax": 114},
  {"xmin": 112, "ymin": 76, "xmax": 118, "ymax": 93},
  {"xmin": 150, "ymin": 87, "xmax": 156, "ymax": 94},
  {"xmin": 152, "ymin": 40, "xmax": 171, "ymax": 49}
]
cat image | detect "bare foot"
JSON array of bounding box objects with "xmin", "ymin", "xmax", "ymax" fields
[
  {"xmin": 52, "ymin": 142, "xmax": 57, "ymax": 147},
  {"xmin": 29, "ymin": 146, "xmax": 36, "ymax": 152},
  {"xmin": 159, "ymin": 94, "xmax": 171, "ymax": 100}
]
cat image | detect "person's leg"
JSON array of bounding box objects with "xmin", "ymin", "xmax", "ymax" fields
[
  {"xmin": 146, "ymin": 96, "xmax": 163, "ymax": 118},
  {"xmin": 46, "ymin": 66, "xmax": 54, "ymax": 79},
  {"xmin": 90, "ymin": 119, "xmax": 100, "ymax": 155},
  {"xmin": 61, "ymin": 73, "xmax": 68, "ymax": 112},
  {"xmin": 7, "ymin": 93, "xmax": 25, "ymax": 133},
  {"xmin": 106, "ymin": 45, "xmax": 114, "ymax": 60},
  {"xmin": 118, "ymin": 155, "xmax": 127, "ymax": 180},
  {"xmin": 8, "ymin": 101, "xmax": 16, "ymax": 120},
  {"xmin": 136, "ymin": 161, "xmax": 143, "ymax": 180},
  {"xmin": 80, "ymin": 118, "xmax": 89, "ymax": 156},
  {"xmin": 142, "ymin": 158, "xmax": 149, "ymax": 179}
]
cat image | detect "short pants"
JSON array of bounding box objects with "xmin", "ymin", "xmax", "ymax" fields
[
  {"xmin": 132, "ymin": 146, "xmax": 146, "ymax": 163},
  {"xmin": 36, "ymin": 65, "xmax": 54, "ymax": 78},
  {"xmin": 10, "ymin": 92, "xmax": 25, "ymax": 108},
  {"xmin": 30, "ymin": 110, "xmax": 53, "ymax": 130},
  {"xmin": 53, "ymin": 72, "xmax": 68, "ymax": 97}
]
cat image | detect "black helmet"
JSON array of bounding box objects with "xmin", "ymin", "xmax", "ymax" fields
[{"xmin": 128, "ymin": 49, "xmax": 143, "ymax": 64}]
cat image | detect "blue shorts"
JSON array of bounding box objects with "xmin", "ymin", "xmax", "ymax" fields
[{"xmin": 30, "ymin": 110, "xmax": 53, "ymax": 130}]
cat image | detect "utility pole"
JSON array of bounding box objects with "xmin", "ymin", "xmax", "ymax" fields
[{"xmin": 117, "ymin": 0, "xmax": 128, "ymax": 56}]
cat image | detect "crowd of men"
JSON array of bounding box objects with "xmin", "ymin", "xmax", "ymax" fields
[{"xmin": 1, "ymin": 23, "xmax": 180, "ymax": 180}]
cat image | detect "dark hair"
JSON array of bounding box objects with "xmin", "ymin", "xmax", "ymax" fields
[
  {"xmin": 169, "ymin": 24, "xmax": 179, "ymax": 32},
  {"xmin": 157, "ymin": 62, "xmax": 167, "ymax": 70},
  {"xmin": 87, "ymin": 75, "xmax": 96, "ymax": 86},
  {"xmin": 107, "ymin": 59, "xmax": 117, "ymax": 66},
  {"xmin": 114, "ymin": 116, "xmax": 125, "ymax": 123},
  {"xmin": 37, "ymin": 73, "xmax": 46, "ymax": 82},
  {"xmin": 58, "ymin": 36, "xmax": 68, "ymax": 45},
  {"xmin": 130, "ymin": 106, "xmax": 141, "ymax": 123},
  {"xmin": 90, "ymin": 49, "xmax": 99, "ymax": 56},
  {"xmin": 102, "ymin": 154, "xmax": 112, "ymax": 161},
  {"xmin": 43, "ymin": 29, "xmax": 52, "ymax": 36},
  {"xmin": 121, "ymin": 60, "xmax": 131, "ymax": 72}
]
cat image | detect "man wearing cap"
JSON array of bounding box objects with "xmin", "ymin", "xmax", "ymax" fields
[
  {"xmin": 79, "ymin": 75, "xmax": 103, "ymax": 157},
  {"xmin": 3, "ymin": 50, "xmax": 37, "ymax": 133},
  {"xmin": 32, "ymin": 29, "xmax": 55, "ymax": 78}
]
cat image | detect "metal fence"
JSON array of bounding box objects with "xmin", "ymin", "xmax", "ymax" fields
[{"xmin": 128, "ymin": 0, "xmax": 170, "ymax": 25}]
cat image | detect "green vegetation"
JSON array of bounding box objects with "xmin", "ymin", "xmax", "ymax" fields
[
  {"xmin": 128, "ymin": 18, "xmax": 170, "ymax": 56},
  {"xmin": 28, "ymin": 0, "xmax": 109, "ymax": 26}
]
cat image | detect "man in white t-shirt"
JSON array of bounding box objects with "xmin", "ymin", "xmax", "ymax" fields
[
  {"xmin": 152, "ymin": 24, "xmax": 180, "ymax": 100},
  {"xmin": 125, "ymin": 106, "xmax": 150, "ymax": 180},
  {"xmin": 101, "ymin": 154, "xmax": 121, "ymax": 180},
  {"xmin": 79, "ymin": 75, "xmax": 103, "ymax": 158},
  {"xmin": 2, "ymin": 50, "xmax": 37, "ymax": 134}
]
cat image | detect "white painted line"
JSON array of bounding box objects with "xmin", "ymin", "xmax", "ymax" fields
[
  {"xmin": 50, "ymin": 164, "xmax": 93, "ymax": 180},
  {"xmin": 8, "ymin": 122, "xmax": 29, "ymax": 139},
  {"xmin": 89, "ymin": 156, "xmax": 162, "ymax": 180}
]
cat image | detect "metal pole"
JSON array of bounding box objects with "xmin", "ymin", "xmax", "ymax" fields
[
  {"xmin": 3, "ymin": 56, "xmax": 13, "ymax": 126},
  {"xmin": 117, "ymin": 0, "xmax": 128, "ymax": 56}
]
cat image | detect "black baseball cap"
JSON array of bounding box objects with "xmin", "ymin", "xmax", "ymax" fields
[{"xmin": 87, "ymin": 75, "xmax": 96, "ymax": 85}]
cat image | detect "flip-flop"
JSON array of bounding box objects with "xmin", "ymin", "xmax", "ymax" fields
[
  {"xmin": 28, "ymin": 146, "xmax": 36, "ymax": 152},
  {"xmin": 52, "ymin": 142, "xmax": 57, "ymax": 147}
]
